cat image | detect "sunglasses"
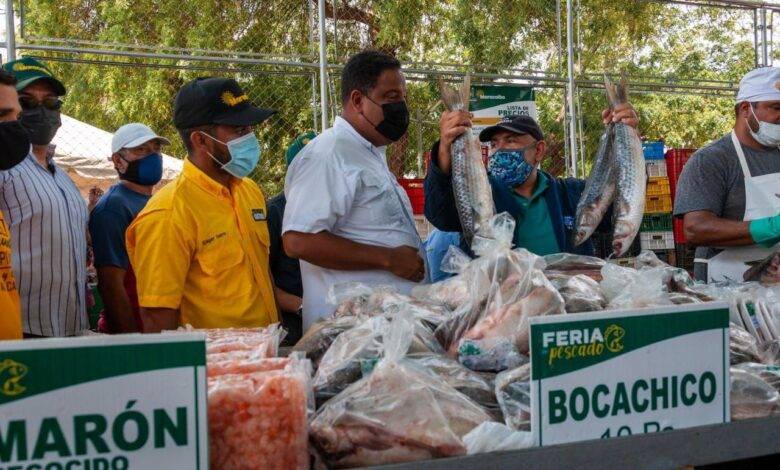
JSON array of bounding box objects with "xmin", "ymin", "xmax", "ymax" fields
[{"xmin": 19, "ymin": 96, "xmax": 62, "ymax": 111}]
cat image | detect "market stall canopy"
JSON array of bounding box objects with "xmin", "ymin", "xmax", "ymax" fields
[{"xmin": 51, "ymin": 114, "xmax": 183, "ymax": 197}]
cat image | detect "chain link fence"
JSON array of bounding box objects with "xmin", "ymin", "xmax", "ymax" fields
[{"xmin": 3, "ymin": 0, "xmax": 777, "ymax": 196}]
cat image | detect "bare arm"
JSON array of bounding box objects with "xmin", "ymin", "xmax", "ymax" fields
[
  {"xmin": 140, "ymin": 308, "xmax": 179, "ymax": 333},
  {"xmin": 274, "ymin": 286, "xmax": 302, "ymax": 313},
  {"xmin": 96, "ymin": 266, "xmax": 139, "ymax": 333},
  {"xmin": 683, "ymin": 211, "xmax": 753, "ymax": 247},
  {"xmin": 283, "ymin": 230, "xmax": 425, "ymax": 282}
]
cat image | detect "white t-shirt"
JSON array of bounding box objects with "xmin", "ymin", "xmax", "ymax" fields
[{"xmin": 283, "ymin": 117, "xmax": 426, "ymax": 329}]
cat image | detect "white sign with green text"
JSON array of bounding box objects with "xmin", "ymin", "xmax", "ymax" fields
[
  {"xmin": 530, "ymin": 302, "xmax": 730, "ymax": 446},
  {"xmin": 0, "ymin": 334, "xmax": 208, "ymax": 470}
]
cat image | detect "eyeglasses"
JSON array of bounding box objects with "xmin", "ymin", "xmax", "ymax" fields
[{"xmin": 19, "ymin": 96, "xmax": 62, "ymax": 111}]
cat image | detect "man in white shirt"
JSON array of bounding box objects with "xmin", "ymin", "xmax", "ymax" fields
[{"xmin": 283, "ymin": 50, "xmax": 426, "ymax": 329}]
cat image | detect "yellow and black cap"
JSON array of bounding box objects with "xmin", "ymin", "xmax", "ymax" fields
[
  {"xmin": 173, "ymin": 77, "xmax": 276, "ymax": 129},
  {"xmin": 2, "ymin": 57, "xmax": 67, "ymax": 96}
]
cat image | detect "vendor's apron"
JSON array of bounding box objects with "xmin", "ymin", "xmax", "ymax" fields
[{"xmin": 704, "ymin": 131, "xmax": 780, "ymax": 283}]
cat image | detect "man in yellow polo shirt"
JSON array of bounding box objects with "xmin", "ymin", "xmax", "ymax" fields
[
  {"xmin": 0, "ymin": 69, "xmax": 24, "ymax": 339},
  {"xmin": 126, "ymin": 77, "xmax": 278, "ymax": 332}
]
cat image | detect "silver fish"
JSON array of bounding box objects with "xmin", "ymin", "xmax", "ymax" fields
[
  {"xmin": 606, "ymin": 77, "xmax": 646, "ymax": 257},
  {"xmin": 439, "ymin": 76, "xmax": 495, "ymax": 243},
  {"xmin": 574, "ymin": 123, "xmax": 616, "ymax": 246}
]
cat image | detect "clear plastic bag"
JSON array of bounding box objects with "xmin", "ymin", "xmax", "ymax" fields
[
  {"xmin": 457, "ymin": 270, "xmax": 564, "ymax": 371},
  {"xmin": 730, "ymin": 322, "xmax": 762, "ymax": 365},
  {"xmin": 207, "ymin": 353, "xmax": 312, "ymax": 470},
  {"xmin": 434, "ymin": 215, "xmax": 546, "ymax": 355},
  {"xmin": 310, "ymin": 313, "xmax": 493, "ymax": 468},
  {"xmin": 292, "ymin": 315, "xmax": 362, "ymax": 366},
  {"xmin": 543, "ymin": 253, "xmax": 605, "ymax": 281},
  {"xmin": 760, "ymin": 340, "xmax": 780, "ymax": 365},
  {"xmin": 463, "ymin": 422, "xmax": 534, "ymax": 454},
  {"xmin": 332, "ymin": 283, "xmax": 450, "ymax": 329},
  {"xmin": 549, "ymin": 273, "xmax": 607, "ymax": 313},
  {"xmin": 495, "ymin": 363, "xmax": 532, "ymax": 431},
  {"xmin": 312, "ymin": 315, "xmax": 444, "ymax": 402},
  {"xmin": 409, "ymin": 354, "xmax": 499, "ymax": 413},
  {"xmin": 730, "ymin": 366, "xmax": 780, "ymax": 420},
  {"xmin": 600, "ymin": 264, "xmax": 672, "ymax": 309}
]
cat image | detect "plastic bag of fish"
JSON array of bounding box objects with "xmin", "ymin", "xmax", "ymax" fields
[
  {"xmin": 312, "ymin": 314, "xmax": 444, "ymax": 403},
  {"xmin": 310, "ymin": 313, "xmax": 493, "ymax": 468},
  {"xmin": 207, "ymin": 352, "xmax": 312, "ymax": 470},
  {"xmin": 422, "ymin": 214, "xmax": 565, "ymax": 372}
]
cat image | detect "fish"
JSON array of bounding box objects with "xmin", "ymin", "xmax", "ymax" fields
[
  {"xmin": 743, "ymin": 252, "xmax": 780, "ymax": 285},
  {"xmin": 439, "ymin": 76, "xmax": 495, "ymax": 243},
  {"xmin": 574, "ymin": 123, "xmax": 616, "ymax": 246},
  {"xmin": 606, "ymin": 76, "xmax": 646, "ymax": 257}
]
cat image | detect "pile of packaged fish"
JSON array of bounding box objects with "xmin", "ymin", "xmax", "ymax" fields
[
  {"xmin": 295, "ymin": 213, "xmax": 780, "ymax": 468},
  {"xmin": 199, "ymin": 326, "xmax": 313, "ymax": 470}
]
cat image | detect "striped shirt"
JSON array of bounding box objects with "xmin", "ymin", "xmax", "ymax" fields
[{"xmin": 0, "ymin": 148, "xmax": 88, "ymax": 336}]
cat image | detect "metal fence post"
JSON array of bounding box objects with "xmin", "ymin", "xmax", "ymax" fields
[
  {"xmin": 565, "ymin": 0, "xmax": 578, "ymax": 178},
  {"xmin": 318, "ymin": 0, "xmax": 330, "ymax": 129},
  {"xmin": 4, "ymin": 0, "xmax": 15, "ymax": 61}
]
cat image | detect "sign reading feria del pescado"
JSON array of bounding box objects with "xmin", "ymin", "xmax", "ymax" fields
[
  {"xmin": 530, "ymin": 302, "xmax": 730, "ymax": 446},
  {"xmin": 0, "ymin": 334, "xmax": 208, "ymax": 469}
]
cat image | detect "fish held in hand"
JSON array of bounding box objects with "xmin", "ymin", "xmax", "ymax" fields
[
  {"xmin": 606, "ymin": 76, "xmax": 646, "ymax": 257},
  {"xmin": 574, "ymin": 125, "xmax": 616, "ymax": 246},
  {"xmin": 439, "ymin": 76, "xmax": 495, "ymax": 243}
]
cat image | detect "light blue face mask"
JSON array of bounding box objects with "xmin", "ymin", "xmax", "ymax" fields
[{"xmin": 202, "ymin": 131, "xmax": 261, "ymax": 178}]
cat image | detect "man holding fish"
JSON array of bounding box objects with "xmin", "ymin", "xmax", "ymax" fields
[
  {"xmin": 425, "ymin": 84, "xmax": 639, "ymax": 257},
  {"xmin": 675, "ymin": 67, "xmax": 780, "ymax": 283}
]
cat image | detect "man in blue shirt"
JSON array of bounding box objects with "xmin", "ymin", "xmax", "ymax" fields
[
  {"xmin": 425, "ymin": 108, "xmax": 638, "ymax": 257},
  {"xmin": 88, "ymin": 123, "xmax": 170, "ymax": 333},
  {"xmin": 424, "ymin": 229, "xmax": 461, "ymax": 282}
]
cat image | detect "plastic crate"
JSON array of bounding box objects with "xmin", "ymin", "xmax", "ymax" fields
[
  {"xmin": 673, "ymin": 217, "xmax": 686, "ymax": 244},
  {"xmin": 665, "ymin": 148, "xmax": 696, "ymax": 201},
  {"xmin": 640, "ymin": 213, "xmax": 673, "ymax": 232},
  {"xmin": 591, "ymin": 232, "xmax": 641, "ymax": 259},
  {"xmin": 645, "ymin": 194, "xmax": 673, "ymax": 213},
  {"xmin": 675, "ymin": 243, "xmax": 695, "ymax": 272},
  {"xmin": 642, "ymin": 141, "xmax": 665, "ymax": 160},
  {"xmin": 646, "ymin": 160, "xmax": 668, "ymax": 178},
  {"xmin": 398, "ymin": 178, "xmax": 425, "ymax": 215},
  {"xmin": 640, "ymin": 231, "xmax": 675, "ymax": 251},
  {"xmin": 646, "ymin": 177, "xmax": 671, "ymax": 197}
]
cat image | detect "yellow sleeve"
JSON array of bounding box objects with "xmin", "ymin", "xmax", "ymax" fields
[{"xmin": 126, "ymin": 209, "xmax": 194, "ymax": 309}]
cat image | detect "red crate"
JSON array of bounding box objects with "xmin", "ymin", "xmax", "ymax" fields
[
  {"xmin": 398, "ymin": 178, "xmax": 425, "ymax": 214},
  {"xmin": 673, "ymin": 217, "xmax": 686, "ymax": 244},
  {"xmin": 665, "ymin": 148, "xmax": 696, "ymax": 201}
]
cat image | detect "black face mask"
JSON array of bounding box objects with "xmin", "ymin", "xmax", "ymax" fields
[
  {"xmin": 0, "ymin": 121, "xmax": 31, "ymax": 170},
  {"xmin": 20, "ymin": 107, "xmax": 61, "ymax": 145},
  {"xmin": 366, "ymin": 98, "xmax": 410, "ymax": 142}
]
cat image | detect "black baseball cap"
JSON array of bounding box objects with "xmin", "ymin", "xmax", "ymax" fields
[
  {"xmin": 173, "ymin": 77, "xmax": 275, "ymax": 129},
  {"xmin": 478, "ymin": 115, "xmax": 544, "ymax": 143}
]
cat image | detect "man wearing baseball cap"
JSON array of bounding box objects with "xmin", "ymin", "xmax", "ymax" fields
[
  {"xmin": 1, "ymin": 57, "xmax": 89, "ymax": 337},
  {"xmin": 426, "ymin": 106, "xmax": 638, "ymax": 257},
  {"xmin": 126, "ymin": 77, "xmax": 279, "ymax": 332},
  {"xmin": 89, "ymin": 123, "xmax": 170, "ymax": 333},
  {"xmin": 675, "ymin": 67, "xmax": 780, "ymax": 282}
]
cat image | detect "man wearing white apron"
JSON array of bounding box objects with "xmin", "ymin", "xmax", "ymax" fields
[{"xmin": 675, "ymin": 67, "xmax": 780, "ymax": 283}]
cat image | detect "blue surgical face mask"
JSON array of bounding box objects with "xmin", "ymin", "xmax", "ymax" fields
[
  {"xmin": 120, "ymin": 152, "xmax": 163, "ymax": 186},
  {"xmin": 202, "ymin": 131, "xmax": 261, "ymax": 178},
  {"xmin": 488, "ymin": 144, "xmax": 537, "ymax": 187}
]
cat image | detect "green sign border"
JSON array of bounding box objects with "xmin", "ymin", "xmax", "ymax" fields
[{"xmin": 530, "ymin": 302, "xmax": 731, "ymax": 446}]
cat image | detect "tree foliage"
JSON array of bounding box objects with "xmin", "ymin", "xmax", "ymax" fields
[{"xmin": 21, "ymin": 0, "xmax": 758, "ymax": 192}]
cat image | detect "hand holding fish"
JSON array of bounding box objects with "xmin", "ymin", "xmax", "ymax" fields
[
  {"xmin": 385, "ymin": 245, "xmax": 427, "ymax": 282},
  {"xmin": 602, "ymin": 102, "xmax": 639, "ymax": 128},
  {"xmin": 437, "ymin": 109, "xmax": 473, "ymax": 175}
]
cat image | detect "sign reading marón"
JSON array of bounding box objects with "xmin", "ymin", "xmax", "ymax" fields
[
  {"xmin": 530, "ymin": 302, "xmax": 730, "ymax": 446},
  {"xmin": 0, "ymin": 335, "xmax": 207, "ymax": 469}
]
